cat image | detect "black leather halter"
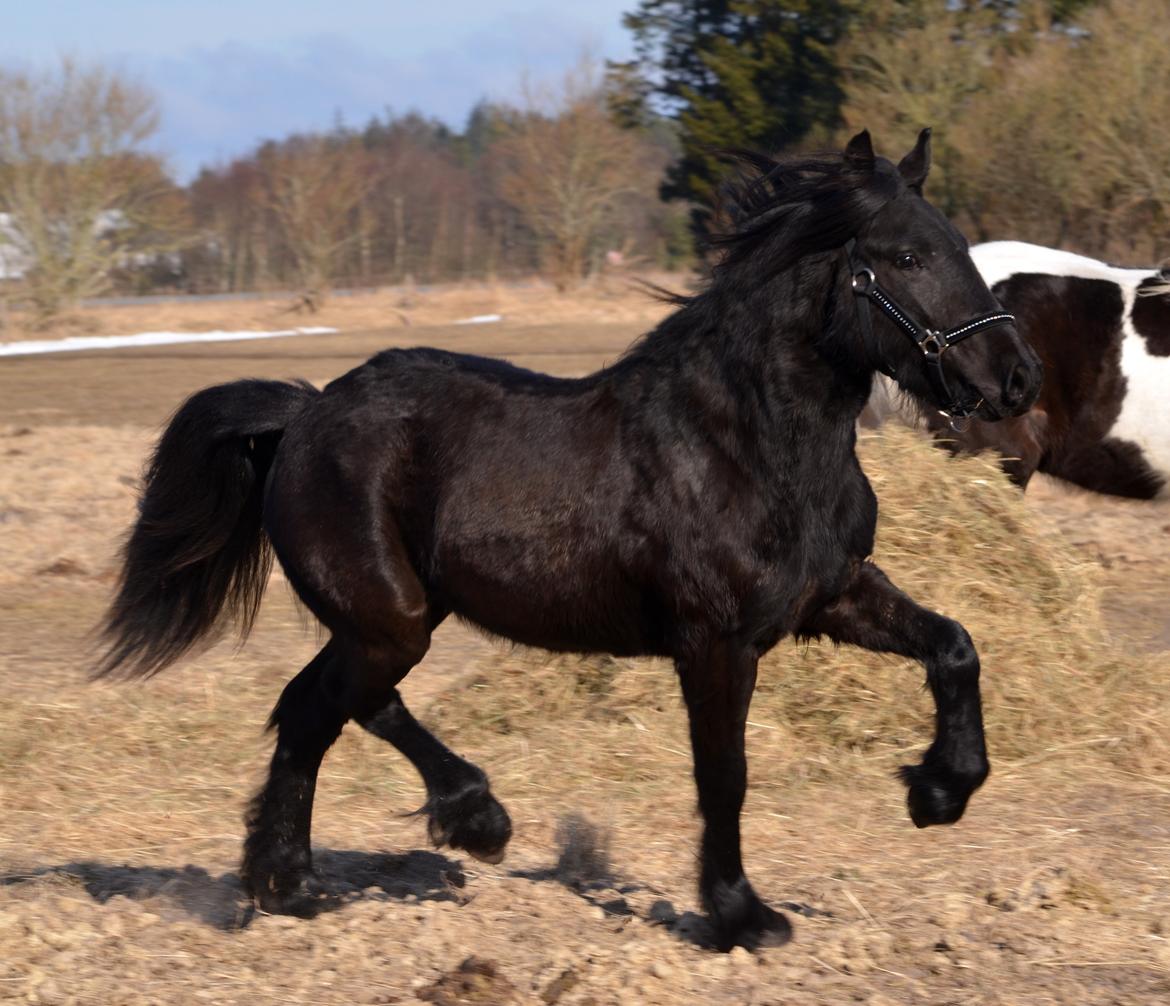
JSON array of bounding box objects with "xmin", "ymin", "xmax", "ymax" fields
[{"xmin": 845, "ymin": 239, "xmax": 1016, "ymax": 431}]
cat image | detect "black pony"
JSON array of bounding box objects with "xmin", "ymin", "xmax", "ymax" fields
[{"xmin": 99, "ymin": 130, "xmax": 1041, "ymax": 952}]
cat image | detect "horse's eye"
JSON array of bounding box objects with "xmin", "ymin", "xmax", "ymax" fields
[{"xmin": 895, "ymin": 253, "xmax": 920, "ymax": 270}]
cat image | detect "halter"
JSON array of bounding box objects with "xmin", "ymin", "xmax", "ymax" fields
[{"xmin": 844, "ymin": 239, "xmax": 1016, "ymax": 432}]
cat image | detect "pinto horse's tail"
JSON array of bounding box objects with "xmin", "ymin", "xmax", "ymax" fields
[{"xmin": 95, "ymin": 379, "xmax": 319, "ymax": 679}]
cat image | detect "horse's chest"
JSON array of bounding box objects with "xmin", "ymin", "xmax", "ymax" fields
[{"xmin": 739, "ymin": 472, "xmax": 877, "ymax": 641}]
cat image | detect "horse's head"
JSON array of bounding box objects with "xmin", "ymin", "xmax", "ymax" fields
[{"xmin": 845, "ymin": 129, "xmax": 1042, "ymax": 424}]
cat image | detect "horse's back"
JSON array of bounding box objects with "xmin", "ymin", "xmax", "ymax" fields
[{"xmin": 264, "ymin": 345, "xmax": 665, "ymax": 652}]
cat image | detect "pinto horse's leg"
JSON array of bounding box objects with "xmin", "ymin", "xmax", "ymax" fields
[
  {"xmin": 358, "ymin": 693, "xmax": 512, "ymax": 864},
  {"xmin": 801, "ymin": 561, "xmax": 990, "ymax": 828},
  {"xmin": 677, "ymin": 641, "xmax": 792, "ymax": 952},
  {"xmin": 1044, "ymin": 435, "xmax": 1165, "ymax": 499}
]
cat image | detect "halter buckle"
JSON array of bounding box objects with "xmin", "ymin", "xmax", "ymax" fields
[
  {"xmin": 851, "ymin": 268, "xmax": 875, "ymax": 293},
  {"xmin": 919, "ymin": 331, "xmax": 944, "ymax": 357}
]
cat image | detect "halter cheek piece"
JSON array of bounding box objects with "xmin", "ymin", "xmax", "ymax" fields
[{"xmin": 844, "ymin": 238, "xmax": 1016, "ymax": 433}]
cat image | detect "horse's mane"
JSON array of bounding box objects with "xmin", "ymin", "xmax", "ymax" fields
[
  {"xmin": 706, "ymin": 148, "xmax": 901, "ymax": 285},
  {"xmin": 622, "ymin": 146, "xmax": 906, "ymax": 374},
  {"xmin": 636, "ymin": 149, "xmax": 904, "ymax": 316}
]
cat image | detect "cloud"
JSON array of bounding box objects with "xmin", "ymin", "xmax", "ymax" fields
[{"xmin": 132, "ymin": 10, "xmax": 633, "ymax": 180}]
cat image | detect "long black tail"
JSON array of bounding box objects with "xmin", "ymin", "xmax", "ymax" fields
[{"xmin": 96, "ymin": 378, "xmax": 319, "ymax": 678}]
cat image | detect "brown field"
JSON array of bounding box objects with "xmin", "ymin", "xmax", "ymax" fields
[{"xmin": 2, "ymin": 296, "xmax": 1169, "ymax": 1005}]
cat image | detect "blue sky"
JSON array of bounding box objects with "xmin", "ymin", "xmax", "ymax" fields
[{"xmin": 3, "ymin": 1, "xmax": 637, "ymax": 180}]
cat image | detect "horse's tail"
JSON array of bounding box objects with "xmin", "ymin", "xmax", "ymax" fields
[{"xmin": 95, "ymin": 378, "xmax": 319, "ymax": 679}]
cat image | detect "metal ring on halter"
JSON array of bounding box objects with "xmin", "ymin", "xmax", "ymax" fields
[
  {"xmin": 940, "ymin": 405, "xmax": 981, "ymax": 433},
  {"xmin": 851, "ymin": 268, "xmax": 875, "ymax": 293},
  {"xmin": 919, "ymin": 332, "xmax": 944, "ymax": 356}
]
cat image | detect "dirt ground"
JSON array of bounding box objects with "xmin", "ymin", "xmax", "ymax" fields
[{"xmin": 2, "ymin": 307, "xmax": 1169, "ymax": 1005}]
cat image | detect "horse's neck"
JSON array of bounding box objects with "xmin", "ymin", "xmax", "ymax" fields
[{"xmin": 676, "ymin": 261, "xmax": 873, "ymax": 442}]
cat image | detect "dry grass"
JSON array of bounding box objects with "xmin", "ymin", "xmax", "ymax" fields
[
  {"xmin": 0, "ymin": 273, "xmax": 681, "ymax": 345},
  {"xmin": 3, "ymin": 325, "xmax": 1170, "ymax": 1004}
]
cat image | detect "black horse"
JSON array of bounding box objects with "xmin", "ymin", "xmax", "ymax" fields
[{"xmin": 99, "ymin": 130, "xmax": 1042, "ymax": 952}]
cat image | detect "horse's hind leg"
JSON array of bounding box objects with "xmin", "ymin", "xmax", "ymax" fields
[
  {"xmin": 359, "ymin": 693, "xmax": 512, "ymax": 864},
  {"xmin": 247, "ymin": 507, "xmax": 510, "ymax": 912},
  {"xmin": 245, "ymin": 669, "xmax": 511, "ymax": 911},
  {"xmin": 800, "ymin": 561, "xmax": 990, "ymax": 828},
  {"xmin": 243, "ymin": 641, "xmax": 347, "ymax": 916},
  {"xmin": 244, "ymin": 495, "xmax": 435, "ymax": 914}
]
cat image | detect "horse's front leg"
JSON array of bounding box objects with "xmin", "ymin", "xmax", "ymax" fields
[
  {"xmin": 801, "ymin": 561, "xmax": 990, "ymax": 827},
  {"xmin": 677, "ymin": 640, "xmax": 791, "ymax": 952}
]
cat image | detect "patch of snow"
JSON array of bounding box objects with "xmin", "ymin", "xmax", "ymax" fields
[
  {"xmin": 0, "ymin": 327, "xmax": 338, "ymax": 357},
  {"xmin": 452, "ymin": 314, "xmax": 503, "ymax": 325}
]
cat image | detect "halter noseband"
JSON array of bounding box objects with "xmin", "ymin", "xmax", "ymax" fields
[{"xmin": 844, "ymin": 238, "xmax": 1016, "ymax": 432}]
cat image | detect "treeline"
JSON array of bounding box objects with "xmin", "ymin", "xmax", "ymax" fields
[
  {"xmin": 1, "ymin": 0, "xmax": 1167, "ymax": 322},
  {"xmin": 0, "ymin": 60, "xmax": 688, "ymax": 320},
  {"xmin": 183, "ymin": 85, "xmax": 691, "ymax": 306}
]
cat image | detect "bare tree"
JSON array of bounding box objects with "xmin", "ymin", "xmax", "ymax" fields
[
  {"xmin": 1054, "ymin": 0, "xmax": 1170, "ymax": 259},
  {"xmin": 0, "ymin": 58, "xmax": 179, "ymax": 321},
  {"xmin": 839, "ymin": 0, "xmax": 1170, "ymax": 260},
  {"xmin": 839, "ymin": 1, "xmax": 1019, "ymax": 219},
  {"xmin": 494, "ymin": 61, "xmax": 647, "ymax": 290},
  {"xmin": 258, "ymin": 135, "xmax": 373, "ymax": 310}
]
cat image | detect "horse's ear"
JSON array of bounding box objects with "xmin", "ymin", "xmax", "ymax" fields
[
  {"xmin": 843, "ymin": 130, "xmax": 875, "ymax": 172},
  {"xmin": 897, "ymin": 128, "xmax": 932, "ymax": 193}
]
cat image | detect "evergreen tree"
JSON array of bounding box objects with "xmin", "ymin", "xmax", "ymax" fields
[{"xmin": 619, "ymin": 0, "xmax": 855, "ymax": 231}]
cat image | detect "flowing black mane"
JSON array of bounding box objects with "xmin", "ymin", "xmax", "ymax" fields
[
  {"xmin": 639, "ymin": 148, "xmax": 902, "ymax": 316},
  {"xmin": 710, "ymin": 149, "xmax": 900, "ymax": 276}
]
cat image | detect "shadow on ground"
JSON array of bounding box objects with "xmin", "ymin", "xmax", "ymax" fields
[
  {"xmin": 0, "ymin": 847, "xmax": 467, "ymax": 931},
  {"xmin": 504, "ymin": 811, "xmax": 834, "ymax": 950}
]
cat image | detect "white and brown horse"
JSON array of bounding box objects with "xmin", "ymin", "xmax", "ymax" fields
[{"xmin": 868, "ymin": 241, "xmax": 1170, "ymax": 498}]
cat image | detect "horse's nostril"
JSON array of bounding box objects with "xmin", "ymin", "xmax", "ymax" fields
[{"xmin": 1002, "ymin": 363, "xmax": 1032, "ymax": 408}]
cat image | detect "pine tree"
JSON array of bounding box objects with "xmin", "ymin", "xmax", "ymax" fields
[{"xmin": 620, "ymin": 0, "xmax": 855, "ymax": 231}]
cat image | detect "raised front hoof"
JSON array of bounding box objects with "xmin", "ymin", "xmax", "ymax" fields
[
  {"xmin": 425, "ymin": 782, "xmax": 513, "ymax": 865},
  {"xmin": 900, "ymin": 761, "xmax": 987, "ymax": 829},
  {"xmin": 247, "ymin": 869, "xmax": 336, "ymax": 919},
  {"xmin": 707, "ymin": 881, "xmax": 793, "ymax": 953}
]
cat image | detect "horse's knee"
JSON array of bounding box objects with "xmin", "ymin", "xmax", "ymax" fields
[{"xmin": 928, "ymin": 620, "xmax": 980, "ymax": 690}]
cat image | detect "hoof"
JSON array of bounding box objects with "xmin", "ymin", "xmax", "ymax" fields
[
  {"xmin": 706, "ymin": 878, "xmax": 793, "ymax": 952},
  {"xmin": 247, "ymin": 868, "xmax": 335, "ymax": 918},
  {"xmin": 425, "ymin": 778, "xmax": 513, "ymax": 865},
  {"xmin": 900, "ymin": 760, "xmax": 987, "ymax": 828}
]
